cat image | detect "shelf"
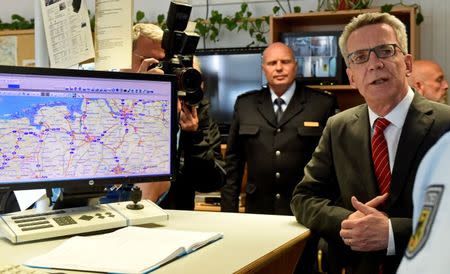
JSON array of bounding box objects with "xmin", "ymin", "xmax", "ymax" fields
[
  {"xmin": 270, "ymin": 6, "xmax": 419, "ymax": 56},
  {"xmin": 273, "ymin": 6, "xmax": 416, "ymax": 27},
  {"xmin": 270, "ymin": 6, "xmax": 418, "ymax": 111},
  {"xmin": 307, "ymin": 84, "xmax": 356, "ymax": 91}
]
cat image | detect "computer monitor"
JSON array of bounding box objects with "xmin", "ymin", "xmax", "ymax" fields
[
  {"xmin": 196, "ymin": 47, "xmax": 266, "ymax": 142},
  {"xmin": 281, "ymin": 31, "xmax": 347, "ymax": 85},
  {"xmin": 0, "ymin": 65, "xmax": 177, "ymax": 193}
]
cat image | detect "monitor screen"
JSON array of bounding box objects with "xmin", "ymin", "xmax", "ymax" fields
[
  {"xmin": 0, "ymin": 66, "xmax": 177, "ymax": 191},
  {"xmin": 197, "ymin": 47, "xmax": 266, "ymax": 139},
  {"xmin": 281, "ymin": 31, "xmax": 347, "ymax": 85}
]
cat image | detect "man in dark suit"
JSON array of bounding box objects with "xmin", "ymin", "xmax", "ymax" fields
[
  {"xmin": 221, "ymin": 42, "xmax": 337, "ymax": 215},
  {"xmin": 291, "ymin": 12, "xmax": 450, "ymax": 274}
]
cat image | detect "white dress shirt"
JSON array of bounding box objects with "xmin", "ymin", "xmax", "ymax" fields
[{"xmin": 367, "ymin": 87, "xmax": 414, "ymax": 255}]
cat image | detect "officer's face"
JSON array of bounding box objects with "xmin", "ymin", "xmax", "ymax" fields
[{"xmin": 262, "ymin": 43, "xmax": 297, "ymax": 96}]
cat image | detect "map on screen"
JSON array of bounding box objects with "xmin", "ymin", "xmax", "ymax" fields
[{"xmin": 0, "ymin": 68, "xmax": 175, "ymax": 187}]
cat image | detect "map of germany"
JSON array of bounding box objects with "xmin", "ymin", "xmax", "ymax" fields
[{"xmin": 0, "ymin": 95, "xmax": 171, "ymax": 182}]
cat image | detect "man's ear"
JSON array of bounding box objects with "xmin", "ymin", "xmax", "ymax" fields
[
  {"xmin": 346, "ymin": 68, "xmax": 356, "ymax": 89},
  {"xmin": 415, "ymin": 82, "xmax": 425, "ymax": 95},
  {"xmin": 405, "ymin": 54, "xmax": 413, "ymax": 76}
]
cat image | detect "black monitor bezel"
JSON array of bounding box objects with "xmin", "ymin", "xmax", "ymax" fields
[
  {"xmin": 281, "ymin": 30, "xmax": 345, "ymax": 85},
  {"xmin": 0, "ymin": 65, "xmax": 178, "ymax": 191}
]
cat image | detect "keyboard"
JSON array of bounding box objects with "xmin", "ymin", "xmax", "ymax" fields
[
  {"xmin": 0, "ymin": 199, "xmax": 169, "ymax": 243},
  {"xmin": 0, "ymin": 264, "xmax": 49, "ymax": 273}
]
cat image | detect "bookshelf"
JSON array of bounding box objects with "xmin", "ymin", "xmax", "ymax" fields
[{"xmin": 270, "ymin": 6, "xmax": 420, "ymax": 110}]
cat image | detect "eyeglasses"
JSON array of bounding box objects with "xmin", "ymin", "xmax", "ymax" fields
[{"xmin": 347, "ymin": 44, "xmax": 404, "ymax": 64}]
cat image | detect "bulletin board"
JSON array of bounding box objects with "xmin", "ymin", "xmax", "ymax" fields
[{"xmin": 0, "ymin": 29, "xmax": 35, "ymax": 67}]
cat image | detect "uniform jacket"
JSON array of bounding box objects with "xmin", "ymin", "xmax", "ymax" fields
[
  {"xmin": 221, "ymin": 81, "xmax": 337, "ymax": 215},
  {"xmin": 397, "ymin": 131, "xmax": 450, "ymax": 274},
  {"xmin": 291, "ymin": 93, "xmax": 450, "ymax": 274},
  {"xmin": 160, "ymin": 97, "xmax": 225, "ymax": 210}
]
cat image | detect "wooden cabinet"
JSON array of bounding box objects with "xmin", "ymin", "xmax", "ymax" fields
[{"xmin": 270, "ymin": 6, "xmax": 420, "ymax": 110}]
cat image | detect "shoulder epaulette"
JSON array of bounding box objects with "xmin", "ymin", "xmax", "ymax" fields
[
  {"xmin": 236, "ymin": 89, "xmax": 261, "ymax": 99},
  {"xmin": 307, "ymin": 87, "xmax": 334, "ymax": 97}
]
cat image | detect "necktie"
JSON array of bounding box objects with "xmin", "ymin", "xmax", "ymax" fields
[
  {"xmin": 371, "ymin": 118, "xmax": 391, "ymax": 195},
  {"xmin": 274, "ymin": 98, "xmax": 285, "ymax": 123}
]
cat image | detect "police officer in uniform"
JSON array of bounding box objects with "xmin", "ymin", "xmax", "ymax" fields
[
  {"xmin": 220, "ymin": 42, "xmax": 337, "ymax": 215},
  {"xmin": 397, "ymin": 131, "xmax": 450, "ymax": 273}
]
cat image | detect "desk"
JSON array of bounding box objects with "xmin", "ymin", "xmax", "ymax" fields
[{"xmin": 0, "ymin": 210, "xmax": 309, "ymax": 274}]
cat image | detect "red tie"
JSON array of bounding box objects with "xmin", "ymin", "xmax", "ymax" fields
[{"xmin": 372, "ymin": 118, "xmax": 391, "ymax": 195}]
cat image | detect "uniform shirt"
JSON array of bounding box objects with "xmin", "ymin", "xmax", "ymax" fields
[
  {"xmin": 270, "ymin": 81, "xmax": 295, "ymax": 112},
  {"xmin": 396, "ymin": 131, "xmax": 450, "ymax": 273}
]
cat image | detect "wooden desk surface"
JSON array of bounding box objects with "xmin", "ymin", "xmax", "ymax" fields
[{"xmin": 0, "ymin": 210, "xmax": 309, "ymax": 274}]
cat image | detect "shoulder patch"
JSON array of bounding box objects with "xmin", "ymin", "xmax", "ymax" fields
[{"xmin": 405, "ymin": 184, "xmax": 444, "ymax": 259}]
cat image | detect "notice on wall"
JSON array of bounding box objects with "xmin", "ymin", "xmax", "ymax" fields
[
  {"xmin": 94, "ymin": 0, "xmax": 133, "ymax": 71},
  {"xmin": 40, "ymin": 0, "xmax": 94, "ymax": 68},
  {"xmin": 0, "ymin": 36, "xmax": 17, "ymax": 66}
]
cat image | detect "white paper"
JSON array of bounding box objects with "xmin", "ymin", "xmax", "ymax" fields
[
  {"xmin": 94, "ymin": 0, "xmax": 133, "ymax": 71},
  {"xmin": 13, "ymin": 189, "xmax": 46, "ymax": 211},
  {"xmin": 40, "ymin": 0, "xmax": 94, "ymax": 68},
  {"xmin": 26, "ymin": 226, "xmax": 223, "ymax": 273}
]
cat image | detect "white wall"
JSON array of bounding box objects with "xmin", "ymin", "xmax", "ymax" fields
[{"xmin": 2, "ymin": 0, "xmax": 449, "ymax": 90}]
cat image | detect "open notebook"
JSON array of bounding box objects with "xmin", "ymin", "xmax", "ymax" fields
[{"xmin": 25, "ymin": 226, "xmax": 223, "ymax": 273}]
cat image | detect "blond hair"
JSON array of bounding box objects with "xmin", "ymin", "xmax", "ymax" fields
[
  {"xmin": 132, "ymin": 23, "xmax": 164, "ymax": 50},
  {"xmin": 339, "ymin": 12, "xmax": 408, "ymax": 66}
]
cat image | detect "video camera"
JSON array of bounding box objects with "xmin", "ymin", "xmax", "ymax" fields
[{"xmin": 159, "ymin": 1, "xmax": 202, "ymax": 106}]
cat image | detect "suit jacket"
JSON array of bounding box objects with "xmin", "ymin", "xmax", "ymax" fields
[
  {"xmin": 291, "ymin": 93, "xmax": 450, "ymax": 274},
  {"xmin": 160, "ymin": 97, "xmax": 226, "ymax": 210},
  {"xmin": 221, "ymin": 81, "xmax": 337, "ymax": 215}
]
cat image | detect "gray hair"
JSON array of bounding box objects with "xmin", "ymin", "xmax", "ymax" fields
[
  {"xmin": 132, "ymin": 23, "xmax": 164, "ymax": 50},
  {"xmin": 338, "ymin": 12, "xmax": 408, "ymax": 66}
]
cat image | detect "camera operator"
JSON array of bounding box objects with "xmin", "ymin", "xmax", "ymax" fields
[{"xmin": 125, "ymin": 23, "xmax": 225, "ymax": 209}]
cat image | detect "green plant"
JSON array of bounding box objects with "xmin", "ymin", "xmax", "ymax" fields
[
  {"xmin": 0, "ymin": 14, "xmax": 34, "ymax": 31},
  {"xmin": 195, "ymin": 3, "xmax": 272, "ymax": 46},
  {"xmin": 155, "ymin": 1, "xmax": 301, "ymax": 47},
  {"xmin": 317, "ymin": 0, "xmax": 373, "ymax": 11},
  {"xmin": 316, "ymin": 0, "xmax": 423, "ymax": 26},
  {"xmin": 381, "ymin": 1, "xmax": 423, "ymax": 25}
]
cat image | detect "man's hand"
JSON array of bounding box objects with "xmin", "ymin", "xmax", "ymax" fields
[
  {"xmin": 340, "ymin": 195, "xmax": 389, "ymax": 252},
  {"xmin": 178, "ymin": 99, "xmax": 199, "ymax": 132},
  {"xmin": 346, "ymin": 193, "xmax": 388, "ymax": 220},
  {"xmin": 137, "ymin": 57, "xmax": 164, "ymax": 74},
  {"xmin": 136, "ymin": 181, "xmax": 170, "ymax": 203}
]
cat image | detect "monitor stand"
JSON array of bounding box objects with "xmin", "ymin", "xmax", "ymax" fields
[{"xmin": 51, "ymin": 186, "xmax": 107, "ymax": 210}]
